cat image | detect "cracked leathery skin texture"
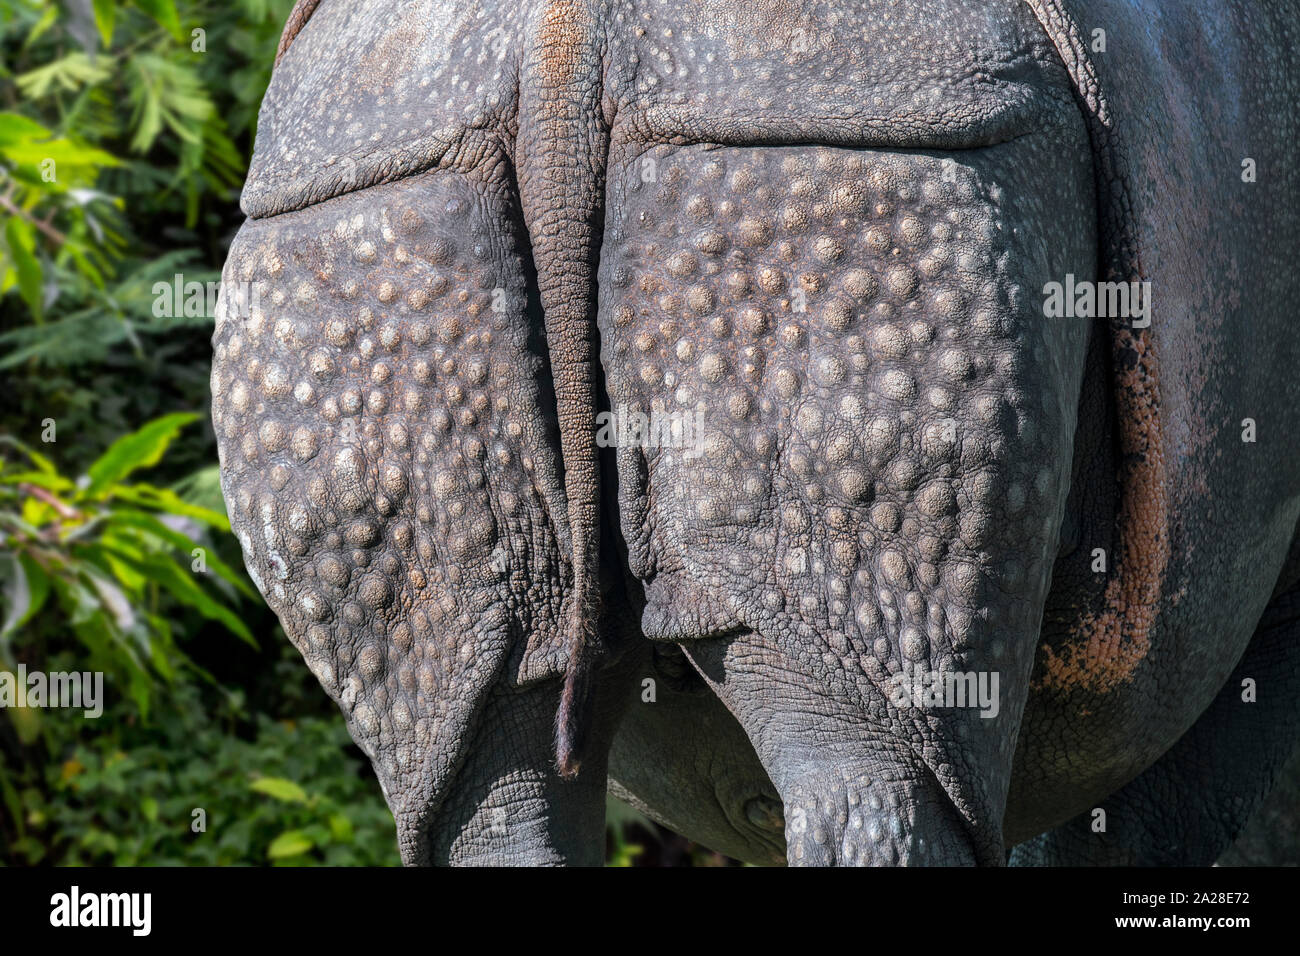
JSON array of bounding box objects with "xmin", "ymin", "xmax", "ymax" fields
[{"xmin": 214, "ymin": 0, "xmax": 1300, "ymax": 865}]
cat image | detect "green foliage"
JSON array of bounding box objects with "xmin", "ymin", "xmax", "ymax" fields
[
  {"xmin": 0, "ymin": 0, "xmax": 295, "ymax": 467},
  {"xmin": 5, "ymin": 679, "xmax": 399, "ymax": 866},
  {"xmin": 0, "ymin": 415, "xmax": 253, "ymax": 726},
  {"xmin": 605, "ymin": 797, "xmax": 648, "ymax": 867}
]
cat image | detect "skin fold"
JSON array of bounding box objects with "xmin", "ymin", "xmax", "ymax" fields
[{"xmin": 212, "ymin": 0, "xmax": 1300, "ymax": 864}]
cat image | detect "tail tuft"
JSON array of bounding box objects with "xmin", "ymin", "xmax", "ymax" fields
[{"xmin": 554, "ymin": 591, "xmax": 600, "ymax": 780}]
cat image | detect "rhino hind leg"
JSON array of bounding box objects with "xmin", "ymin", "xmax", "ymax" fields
[{"xmin": 417, "ymin": 679, "xmax": 611, "ymax": 866}]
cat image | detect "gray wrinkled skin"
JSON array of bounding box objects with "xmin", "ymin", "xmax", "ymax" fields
[{"xmin": 212, "ymin": 0, "xmax": 1300, "ymax": 865}]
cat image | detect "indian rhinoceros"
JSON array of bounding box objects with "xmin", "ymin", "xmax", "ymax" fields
[{"xmin": 210, "ymin": 0, "xmax": 1300, "ymax": 865}]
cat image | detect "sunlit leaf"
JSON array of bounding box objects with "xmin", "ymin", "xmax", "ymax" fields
[
  {"xmin": 0, "ymin": 112, "xmax": 53, "ymax": 148},
  {"xmin": 83, "ymin": 412, "xmax": 198, "ymax": 498},
  {"xmin": 108, "ymin": 509, "xmax": 256, "ymax": 599},
  {"xmin": 134, "ymin": 0, "xmax": 185, "ymax": 42},
  {"xmin": 267, "ymin": 829, "xmax": 315, "ymax": 859},
  {"xmin": 250, "ymin": 777, "xmax": 309, "ymax": 804},
  {"xmin": 3, "ymin": 217, "xmax": 43, "ymax": 323},
  {"xmin": 92, "ymin": 0, "xmax": 117, "ymax": 47},
  {"xmin": 0, "ymin": 470, "xmax": 75, "ymax": 492},
  {"xmin": 15, "ymin": 53, "xmax": 114, "ymax": 100},
  {"xmin": 111, "ymin": 484, "xmax": 230, "ymax": 531}
]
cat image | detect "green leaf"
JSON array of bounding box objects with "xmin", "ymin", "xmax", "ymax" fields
[
  {"xmin": 0, "ymin": 470, "xmax": 75, "ymax": 492},
  {"xmin": 0, "ymin": 113, "xmax": 52, "ymax": 149},
  {"xmin": 102, "ymin": 549, "xmax": 146, "ymax": 593},
  {"xmin": 131, "ymin": 86, "xmax": 164, "ymax": 154},
  {"xmin": 83, "ymin": 412, "xmax": 198, "ymax": 498},
  {"xmin": 14, "ymin": 53, "xmax": 114, "ymax": 100},
  {"xmin": 92, "ymin": 0, "xmax": 117, "ymax": 47},
  {"xmin": 0, "ymin": 112, "xmax": 119, "ymax": 197},
  {"xmin": 249, "ymin": 777, "xmax": 308, "ymax": 803},
  {"xmin": 22, "ymin": 4, "xmax": 60, "ymax": 50},
  {"xmin": 107, "ymin": 550, "xmax": 255, "ymax": 647},
  {"xmin": 110, "ymin": 484, "xmax": 230, "ymax": 531},
  {"xmin": 4, "ymin": 218, "xmax": 43, "ymax": 323},
  {"xmin": 267, "ymin": 829, "xmax": 315, "ymax": 859},
  {"xmin": 127, "ymin": 54, "xmax": 216, "ymax": 153},
  {"xmin": 50, "ymin": 574, "xmax": 102, "ymax": 628},
  {"xmin": 1, "ymin": 553, "xmax": 51, "ymax": 638},
  {"xmin": 327, "ymin": 813, "xmax": 354, "ymax": 843},
  {"xmin": 82, "ymin": 565, "xmax": 136, "ymax": 632},
  {"xmin": 0, "ymin": 437, "xmax": 58, "ymax": 477},
  {"xmin": 133, "ymin": 0, "xmax": 185, "ymax": 42},
  {"xmin": 108, "ymin": 509, "xmax": 256, "ymax": 599},
  {"xmin": 171, "ymin": 465, "xmax": 229, "ymax": 519}
]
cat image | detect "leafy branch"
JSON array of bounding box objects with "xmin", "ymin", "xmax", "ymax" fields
[{"xmin": 0, "ymin": 414, "xmax": 259, "ymax": 725}]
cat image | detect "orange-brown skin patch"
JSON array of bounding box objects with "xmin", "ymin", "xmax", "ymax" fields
[
  {"xmin": 1039, "ymin": 323, "xmax": 1169, "ymax": 693},
  {"xmin": 537, "ymin": 0, "xmax": 587, "ymax": 89}
]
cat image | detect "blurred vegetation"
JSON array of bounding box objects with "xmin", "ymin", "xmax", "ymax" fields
[{"xmin": 0, "ymin": 0, "xmax": 724, "ymax": 866}]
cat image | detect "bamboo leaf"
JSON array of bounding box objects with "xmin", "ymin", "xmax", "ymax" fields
[
  {"xmin": 124, "ymin": 553, "xmax": 255, "ymax": 647},
  {"xmin": 111, "ymin": 484, "xmax": 230, "ymax": 531}
]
